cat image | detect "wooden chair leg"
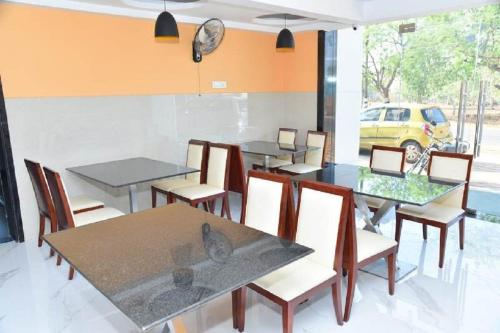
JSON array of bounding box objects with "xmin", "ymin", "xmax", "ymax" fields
[
  {"xmin": 459, "ymin": 217, "xmax": 465, "ymax": 250},
  {"xmin": 439, "ymin": 226, "xmax": 448, "ymax": 268},
  {"xmin": 151, "ymin": 188, "xmax": 157, "ymax": 208},
  {"xmin": 38, "ymin": 214, "xmax": 45, "ymax": 247},
  {"xmin": 387, "ymin": 252, "xmax": 396, "ymax": 295},
  {"xmin": 224, "ymin": 193, "xmax": 232, "ymax": 221},
  {"xmin": 57, "ymin": 255, "xmax": 62, "ymax": 266},
  {"xmin": 208, "ymin": 200, "xmax": 215, "ymax": 214},
  {"xmin": 332, "ymin": 279, "xmax": 343, "ymax": 326},
  {"xmin": 395, "ymin": 215, "xmax": 403, "ymax": 249},
  {"xmin": 343, "ymin": 266, "xmax": 357, "ymax": 322},
  {"xmin": 220, "ymin": 197, "xmax": 225, "ymax": 217},
  {"xmin": 202, "ymin": 202, "xmax": 209, "ymax": 212},
  {"xmin": 231, "ymin": 287, "xmax": 246, "ymax": 332},
  {"xmin": 190, "ymin": 201, "xmax": 198, "ymax": 208},
  {"xmin": 422, "ymin": 224, "xmax": 428, "ymax": 240},
  {"xmin": 68, "ymin": 267, "xmax": 75, "ymax": 280},
  {"xmin": 167, "ymin": 193, "xmax": 175, "ymax": 204},
  {"xmin": 282, "ymin": 303, "xmax": 294, "ymax": 333}
]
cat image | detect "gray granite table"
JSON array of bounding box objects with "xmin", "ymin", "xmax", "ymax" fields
[
  {"xmin": 44, "ymin": 204, "xmax": 312, "ymax": 332},
  {"xmin": 239, "ymin": 140, "xmax": 317, "ymax": 170},
  {"xmin": 292, "ymin": 163, "xmax": 465, "ymax": 280},
  {"xmin": 67, "ymin": 157, "xmax": 198, "ymax": 213}
]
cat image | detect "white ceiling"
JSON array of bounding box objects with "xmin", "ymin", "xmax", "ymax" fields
[{"xmin": 6, "ymin": 0, "xmax": 498, "ymax": 33}]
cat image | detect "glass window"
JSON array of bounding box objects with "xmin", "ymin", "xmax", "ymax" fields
[
  {"xmin": 385, "ymin": 108, "xmax": 411, "ymax": 121},
  {"xmin": 361, "ymin": 108, "xmax": 382, "ymax": 121},
  {"xmin": 421, "ymin": 107, "xmax": 447, "ymax": 124}
]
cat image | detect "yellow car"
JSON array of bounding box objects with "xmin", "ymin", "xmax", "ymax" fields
[{"xmin": 360, "ymin": 104, "xmax": 453, "ymax": 163}]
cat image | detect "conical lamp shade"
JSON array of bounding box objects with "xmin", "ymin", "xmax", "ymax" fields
[
  {"xmin": 276, "ymin": 28, "xmax": 294, "ymax": 52},
  {"xmin": 155, "ymin": 11, "xmax": 179, "ymax": 42}
]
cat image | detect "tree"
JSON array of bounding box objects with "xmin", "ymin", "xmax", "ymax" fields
[{"xmin": 364, "ymin": 23, "xmax": 403, "ymax": 102}]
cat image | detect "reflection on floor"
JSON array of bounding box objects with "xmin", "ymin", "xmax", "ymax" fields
[{"xmin": 1, "ymin": 195, "xmax": 500, "ymax": 333}]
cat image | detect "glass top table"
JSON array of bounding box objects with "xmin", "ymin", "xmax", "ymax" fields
[
  {"xmin": 67, "ymin": 157, "xmax": 198, "ymax": 213},
  {"xmin": 239, "ymin": 140, "xmax": 317, "ymax": 170},
  {"xmin": 292, "ymin": 163, "xmax": 465, "ymax": 207},
  {"xmin": 292, "ymin": 163, "xmax": 465, "ymax": 281},
  {"xmin": 44, "ymin": 204, "xmax": 312, "ymax": 332}
]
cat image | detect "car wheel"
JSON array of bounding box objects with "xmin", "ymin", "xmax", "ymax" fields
[{"xmin": 402, "ymin": 141, "xmax": 422, "ymax": 164}]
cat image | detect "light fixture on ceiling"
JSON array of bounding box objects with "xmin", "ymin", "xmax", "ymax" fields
[
  {"xmin": 276, "ymin": 14, "xmax": 294, "ymax": 52},
  {"xmin": 155, "ymin": 0, "xmax": 179, "ymax": 42}
]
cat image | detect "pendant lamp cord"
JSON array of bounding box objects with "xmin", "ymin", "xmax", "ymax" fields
[
  {"xmin": 284, "ymin": 14, "xmax": 287, "ymax": 29},
  {"xmin": 163, "ymin": 0, "xmax": 166, "ymax": 12},
  {"xmin": 197, "ymin": 63, "xmax": 201, "ymax": 97}
]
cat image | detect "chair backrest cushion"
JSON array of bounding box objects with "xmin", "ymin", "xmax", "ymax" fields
[
  {"xmin": 206, "ymin": 145, "xmax": 229, "ymax": 189},
  {"xmin": 429, "ymin": 152, "xmax": 472, "ymax": 208},
  {"xmin": 24, "ymin": 159, "xmax": 52, "ymax": 217},
  {"xmin": 44, "ymin": 167, "xmax": 75, "ymax": 229},
  {"xmin": 244, "ymin": 176, "xmax": 284, "ymax": 236},
  {"xmin": 278, "ymin": 129, "xmax": 296, "ymax": 145},
  {"xmin": 305, "ymin": 131, "xmax": 326, "ymax": 167},
  {"xmin": 295, "ymin": 187, "xmax": 344, "ymax": 268},
  {"xmin": 185, "ymin": 142, "xmax": 205, "ymax": 183},
  {"xmin": 370, "ymin": 146, "xmax": 405, "ymax": 173}
]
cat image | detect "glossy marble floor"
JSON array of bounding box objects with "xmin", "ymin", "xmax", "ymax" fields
[{"xmin": 1, "ymin": 198, "xmax": 500, "ymax": 333}]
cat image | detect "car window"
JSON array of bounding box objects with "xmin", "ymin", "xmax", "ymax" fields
[
  {"xmin": 384, "ymin": 108, "xmax": 411, "ymax": 122},
  {"xmin": 361, "ymin": 108, "xmax": 382, "ymax": 121},
  {"xmin": 421, "ymin": 107, "xmax": 447, "ymax": 124}
]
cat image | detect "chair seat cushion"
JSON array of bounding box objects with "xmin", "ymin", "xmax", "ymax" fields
[
  {"xmin": 279, "ymin": 163, "xmax": 323, "ymax": 174},
  {"xmin": 69, "ymin": 195, "xmax": 104, "ymax": 213},
  {"xmin": 253, "ymin": 257, "xmax": 336, "ymax": 302},
  {"xmin": 253, "ymin": 158, "xmax": 293, "ymax": 168},
  {"xmin": 356, "ymin": 229, "xmax": 397, "ymax": 263},
  {"xmin": 74, "ymin": 207, "xmax": 125, "ymax": 227},
  {"xmin": 363, "ymin": 196, "xmax": 385, "ymax": 209},
  {"xmin": 171, "ymin": 184, "xmax": 224, "ymax": 200},
  {"xmin": 152, "ymin": 178, "xmax": 197, "ymax": 192},
  {"xmin": 397, "ymin": 202, "xmax": 465, "ymax": 224}
]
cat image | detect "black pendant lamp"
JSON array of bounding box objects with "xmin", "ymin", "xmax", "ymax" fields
[
  {"xmin": 276, "ymin": 14, "xmax": 294, "ymax": 52},
  {"xmin": 155, "ymin": 0, "xmax": 179, "ymax": 42}
]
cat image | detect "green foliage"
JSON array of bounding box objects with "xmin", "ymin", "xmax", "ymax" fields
[{"xmin": 364, "ymin": 4, "xmax": 499, "ymax": 104}]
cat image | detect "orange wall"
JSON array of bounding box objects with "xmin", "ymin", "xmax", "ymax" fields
[{"xmin": 0, "ymin": 3, "xmax": 317, "ymax": 98}]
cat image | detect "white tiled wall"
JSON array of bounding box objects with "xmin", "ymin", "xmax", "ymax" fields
[{"xmin": 6, "ymin": 92, "xmax": 316, "ymax": 241}]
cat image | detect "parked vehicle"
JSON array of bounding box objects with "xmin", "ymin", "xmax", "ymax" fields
[{"xmin": 360, "ymin": 104, "xmax": 454, "ymax": 163}]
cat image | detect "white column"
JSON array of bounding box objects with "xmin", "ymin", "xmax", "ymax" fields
[{"xmin": 335, "ymin": 27, "xmax": 363, "ymax": 164}]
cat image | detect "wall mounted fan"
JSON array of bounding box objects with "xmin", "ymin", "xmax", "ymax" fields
[{"xmin": 192, "ymin": 18, "xmax": 225, "ymax": 63}]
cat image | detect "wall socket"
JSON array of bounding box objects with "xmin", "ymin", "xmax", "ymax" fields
[{"xmin": 212, "ymin": 81, "xmax": 227, "ymax": 89}]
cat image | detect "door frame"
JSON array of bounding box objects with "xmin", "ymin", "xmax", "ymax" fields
[{"xmin": 0, "ymin": 76, "xmax": 24, "ymax": 242}]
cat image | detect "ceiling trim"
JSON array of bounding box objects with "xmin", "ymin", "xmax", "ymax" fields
[{"xmin": 5, "ymin": 0, "xmax": 343, "ymax": 33}]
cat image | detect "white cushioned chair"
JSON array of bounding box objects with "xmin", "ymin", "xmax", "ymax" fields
[
  {"xmin": 362, "ymin": 145, "xmax": 406, "ymax": 211},
  {"xmin": 240, "ymin": 180, "xmax": 351, "ymax": 333},
  {"xmin": 24, "ymin": 159, "xmax": 105, "ymax": 256},
  {"xmin": 232, "ymin": 170, "xmax": 294, "ymax": 331},
  {"xmin": 253, "ymin": 128, "xmax": 298, "ymax": 170},
  {"xmin": 343, "ymin": 227, "xmax": 398, "ymax": 321},
  {"xmin": 169, "ymin": 143, "xmax": 232, "ymax": 219},
  {"xmin": 278, "ymin": 130, "xmax": 327, "ymax": 175},
  {"xmin": 44, "ymin": 167, "xmax": 124, "ymax": 280},
  {"xmin": 151, "ymin": 140, "xmax": 208, "ymax": 208},
  {"xmin": 395, "ymin": 151, "xmax": 473, "ymax": 268}
]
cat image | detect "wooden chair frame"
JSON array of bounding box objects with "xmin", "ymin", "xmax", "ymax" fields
[
  {"xmin": 232, "ymin": 170, "xmax": 294, "ymax": 331},
  {"xmin": 252, "ymin": 128, "xmax": 298, "ymax": 171},
  {"xmin": 168, "ymin": 143, "xmax": 232, "ymax": 220},
  {"xmin": 364, "ymin": 145, "xmax": 406, "ymax": 213},
  {"xmin": 342, "ymin": 196, "xmax": 397, "ymax": 321},
  {"xmin": 277, "ymin": 130, "xmax": 328, "ymax": 176},
  {"xmin": 25, "ymin": 159, "xmax": 58, "ymax": 253},
  {"xmin": 236, "ymin": 180, "xmax": 352, "ymax": 333},
  {"xmin": 395, "ymin": 151, "xmax": 473, "ymax": 268},
  {"xmin": 151, "ymin": 139, "xmax": 209, "ymax": 208},
  {"xmin": 369, "ymin": 145, "xmax": 406, "ymax": 173},
  {"xmin": 43, "ymin": 167, "xmax": 81, "ymax": 280}
]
